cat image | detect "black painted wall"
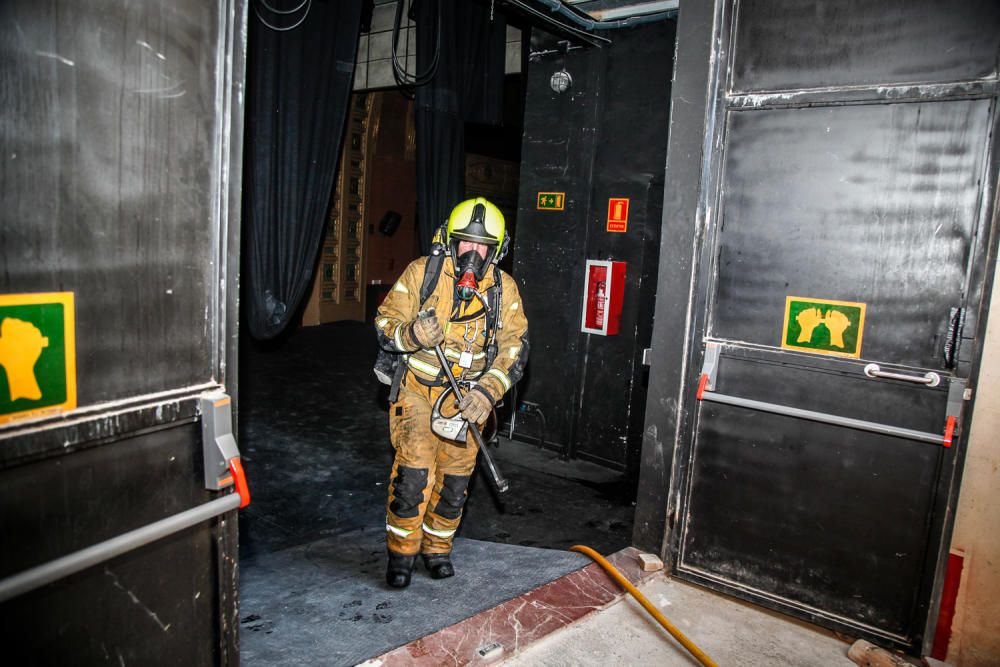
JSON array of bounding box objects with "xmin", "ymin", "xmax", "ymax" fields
[{"xmin": 511, "ymin": 21, "xmax": 676, "ymax": 472}]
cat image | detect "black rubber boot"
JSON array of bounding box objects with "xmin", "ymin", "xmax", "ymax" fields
[
  {"xmin": 422, "ymin": 553, "xmax": 455, "ymax": 580},
  {"xmin": 386, "ymin": 552, "xmax": 416, "ymax": 589}
]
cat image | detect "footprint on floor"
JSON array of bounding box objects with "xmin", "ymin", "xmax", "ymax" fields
[
  {"xmin": 372, "ymin": 613, "xmax": 393, "ymax": 624},
  {"xmin": 342, "ymin": 599, "xmax": 362, "ymax": 608},
  {"xmin": 376, "ymin": 601, "xmax": 392, "ymax": 610}
]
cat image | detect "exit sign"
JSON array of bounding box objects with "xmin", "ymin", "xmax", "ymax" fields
[{"xmin": 537, "ymin": 192, "xmax": 565, "ymax": 211}]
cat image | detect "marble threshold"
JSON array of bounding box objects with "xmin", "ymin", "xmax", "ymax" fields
[{"xmin": 361, "ymin": 546, "xmax": 659, "ymax": 666}]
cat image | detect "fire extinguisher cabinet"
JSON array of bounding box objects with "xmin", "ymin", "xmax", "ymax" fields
[{"xmin": 581, "ymin": 260, "xmax": 626, "ymax": 336}]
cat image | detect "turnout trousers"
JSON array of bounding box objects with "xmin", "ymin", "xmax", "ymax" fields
[{"xmin": 385, "ymin": 376, "xmax": 480, "ymax": 556}]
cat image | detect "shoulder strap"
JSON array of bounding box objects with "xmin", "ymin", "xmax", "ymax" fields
[
  {"xmin": 484, "ymin": 266, "xmax": 503, "ymax": 367},
  {"xmin": 419, "ymin": 251, "xmax": 446, "ymax": 307},
  {"xmin": 488, "ymin": 266, "xmax": 503, "ymax": 329}
]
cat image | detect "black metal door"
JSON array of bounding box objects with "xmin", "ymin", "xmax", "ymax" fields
[
  {"xmin": 0, "ymin": 1, "xmax": 246, "ymax": 663},
  {"xmin": 671, "ymin": 0, "xmax": 1000, "ymax": 652}
]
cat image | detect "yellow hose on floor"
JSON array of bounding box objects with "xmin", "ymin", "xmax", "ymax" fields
[{"xmin": 570, "ymin": 545, "xmax": 719, "ymax": 667}]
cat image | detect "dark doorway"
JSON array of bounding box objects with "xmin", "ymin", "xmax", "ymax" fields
[{"xmin": 234, "ymin": 21, "xmax": 648, "ymax": 664}]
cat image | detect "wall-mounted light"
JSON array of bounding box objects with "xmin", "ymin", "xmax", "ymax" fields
[{"xmin": 550, "ymin": 69, "xmax": 572, "ymax": 94}]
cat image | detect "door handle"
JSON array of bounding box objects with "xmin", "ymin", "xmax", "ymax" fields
[
  {"xmin": 201, "ymin": 392, "xmax": 251, "ymax": 507},
  {"xmin": 863, "ymin": 363, "xmax": 941, "ymax": 387}
]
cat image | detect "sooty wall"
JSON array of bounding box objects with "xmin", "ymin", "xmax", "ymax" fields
[{"xmin": 510, "ymin": 20, "xmax": 676, "ymax": 473}]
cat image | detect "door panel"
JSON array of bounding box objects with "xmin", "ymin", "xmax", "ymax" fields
[
  {"xmin": 681, "ymin": 353, "xmax": 946, "ymax": 637},
  {"xmin": 686, "ymin": 405, "xmax": 939, "ymax": 635},
  {"xmin": 713, "ymin": 100, "xmax": 990, "ymax": 369},
  {"xmin": 1, "ymin": 423, "xmax": 215, "ymax": 574},
  {"xmin": 670, "ymin": 0, "xmax": 1000, "ymax": 652},
  {"xmin": 0, "ymin": 0, "xmax": 246, "ymax": 662},
  {"xmin": 1, "ymin": 0, "xmax": 229, "ymax": 401},
  {"xmin": 731, "ymin": 0, "xmax": 1000, "ymax": 92},
  {"xmin": 0, "ymin": 424, "xmax": 226, "ymax": 664}
]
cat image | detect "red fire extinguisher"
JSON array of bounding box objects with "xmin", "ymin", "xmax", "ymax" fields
[{"xmin": 595, "ymin": 281, "xmax": 606, "ymax": 324}]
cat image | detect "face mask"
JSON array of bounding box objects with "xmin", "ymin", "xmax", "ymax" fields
[{"xmin": 454, "ymin": 249, "xmax": 486, "ymax": 301}]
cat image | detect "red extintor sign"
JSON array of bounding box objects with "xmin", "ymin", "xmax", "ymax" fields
[{"xmin": 607, "ymin": 198, "xmax": 629, "ymax": 232}]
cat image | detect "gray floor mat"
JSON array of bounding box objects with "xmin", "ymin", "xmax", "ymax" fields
[{"xmin": 240, "ymin": 530, "xmax": 589, "ymax": 666}]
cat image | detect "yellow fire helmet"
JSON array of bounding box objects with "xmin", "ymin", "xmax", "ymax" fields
[{"xmin": 445, "ymin": 197, "xmax": 508, "ymax": 282}]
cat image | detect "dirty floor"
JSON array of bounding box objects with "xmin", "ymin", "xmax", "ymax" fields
[{"xmin": 236, "ymin": 321, "xmax": 636, "ymax": 664}]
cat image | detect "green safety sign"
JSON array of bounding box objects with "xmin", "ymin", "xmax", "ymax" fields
[
  {"xmin": 536, "ymin": 192, "xmax": 565, "ymax": 211},
  {"xmin": 0, "ymin": 292, "xmax": 76, "ymax": 424},
  {"xmin": 781, "ymin": 296, "xmax": 866, "ymax": 358}
]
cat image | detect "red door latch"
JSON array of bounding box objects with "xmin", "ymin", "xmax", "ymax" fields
[
  {"xmin": 696, "ymin": 373, "xmax": 710, "ymax": 400},
  {"xmin": 943, "ymin": 416, "xmax": 957, "ymax": 449},
  {"xmin": 228, "ymin": 458, "xmax": 251, "ymax": 508}
]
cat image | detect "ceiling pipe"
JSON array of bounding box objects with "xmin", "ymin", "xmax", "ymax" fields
[{"xmin": 519, "ymin": 0, "xmax": 677, "ymax": 31}]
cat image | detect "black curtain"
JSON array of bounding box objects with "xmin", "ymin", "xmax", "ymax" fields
[
  {"xmin": 244, "ymin": 0, "xmax": 364, "ymax": 339},
  {"xmin": 413, "ymin": 0, "xmax": 506, "ymax": 253}
]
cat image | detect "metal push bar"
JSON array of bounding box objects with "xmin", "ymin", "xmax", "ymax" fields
[
  {"xmin": 0, "ymin": 391, "xmax": 250, "ymax": 603},
  {"xmin": 698, "ymin": 382, "xmax": 945, "ymax": 444},
  {"xmin": 0, "ymin": 493, "xmax": 241, "ymax": 603},
  {"xmin": 696, "ymin": 343, "xmax": 964, "ymax": 448}
]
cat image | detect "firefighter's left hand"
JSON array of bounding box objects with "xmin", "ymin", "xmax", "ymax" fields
[{"xmin": 458, "ymin": 388, "xmax": 492, "ymax": 425}]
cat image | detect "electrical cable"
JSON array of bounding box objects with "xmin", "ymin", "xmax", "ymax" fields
[
  {"xmin": 255, "ymin": 0, "xmax": 309, "ymax": 16},
  {"xmin": 569, "ymin": 545, "xmax": 719, "ymax": 667},
  {"xmin": 534, "ymin": 407, "xmax": 547, "ymax": 451},
  {"xmin": 391, "ymin": 0, "xmax": 440, "ymax": 87},
  {"xmin": 252, "ymin": 0, "xmax": 311, "ymax": 32}
]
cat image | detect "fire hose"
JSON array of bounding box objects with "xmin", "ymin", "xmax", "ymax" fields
[{"xmin": 570, "ymin": 545, "xmax": 718, "ymax": 667}]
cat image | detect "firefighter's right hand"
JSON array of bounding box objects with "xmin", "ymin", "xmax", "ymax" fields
[{"xmin": 409, "ymin": 312, "xmax": 444, "ymax": 349}]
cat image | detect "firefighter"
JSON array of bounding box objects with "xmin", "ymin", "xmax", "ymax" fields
[{"xmin": 374, "ymin": 197, "xmax": 529, "ymax": 588}]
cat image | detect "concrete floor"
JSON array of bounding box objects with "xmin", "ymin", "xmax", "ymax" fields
[{"xmin": 502, "ymin": 575, "xmax": 856, "ymax": 667}]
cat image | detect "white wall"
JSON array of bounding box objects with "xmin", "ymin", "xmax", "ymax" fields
[{"xmin": 948, "ymin": 261, "xmax": 1000, "ymax": 666}]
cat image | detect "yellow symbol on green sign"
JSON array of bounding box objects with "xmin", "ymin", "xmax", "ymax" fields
[
  {"xmin": 536, "ymin": 192, "xmax": 565, "ymax": 211},
  {"xmin": 781, "ymin": 296, "xmax": 866, "ymax": 358},
  {"xmin": 0, "ymin": 292, "xmax": 76, "ymax": 425}
]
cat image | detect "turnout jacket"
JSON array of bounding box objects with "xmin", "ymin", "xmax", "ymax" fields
[{"xmin": 375, "ymin": 256, "xmax": 529, "ymax": 404}]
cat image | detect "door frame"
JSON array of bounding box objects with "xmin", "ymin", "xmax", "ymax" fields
[{"xmin": 634, "ymin": 0, "xmax": 1000, "ymax": 653}]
